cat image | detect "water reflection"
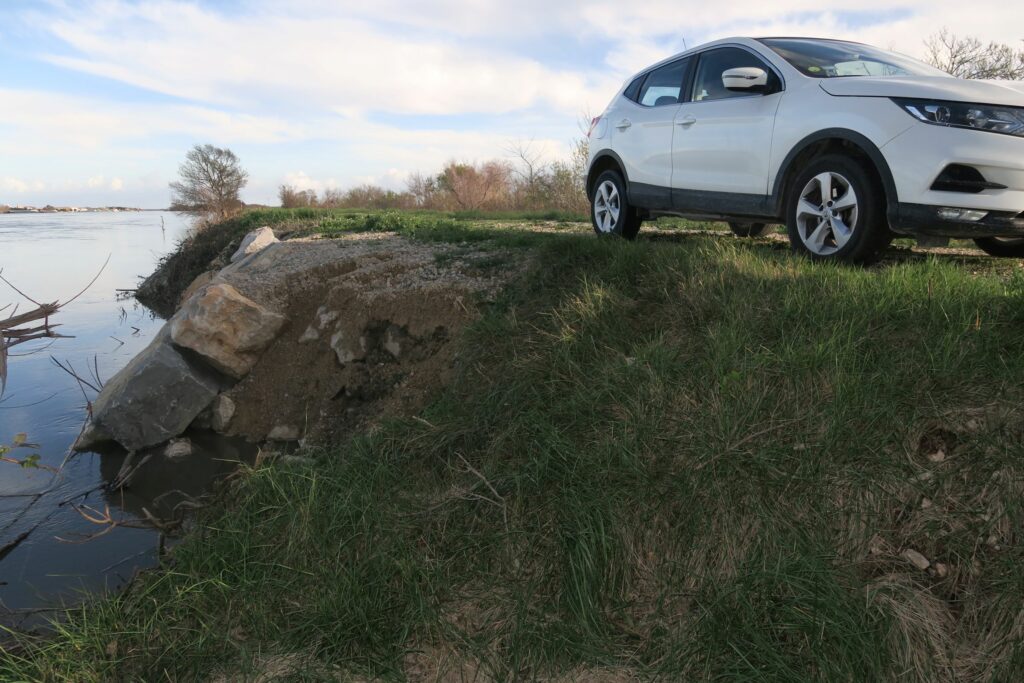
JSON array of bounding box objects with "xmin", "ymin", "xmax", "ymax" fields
[{"xmin": 0, "ymin": 211, "xmax": 254, "ymax": 635}]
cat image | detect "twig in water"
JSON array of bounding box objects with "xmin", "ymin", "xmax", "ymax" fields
[
  {"xmin": 0, "ymin": 528, "xmax": 36, "ymax": 562},
  {"xmin": 59, "ymin": 253, "xmax": 111, "ymax": 308},
  {"xmin": 90, "ymin": 354, "xmax": 104, "ymax": 391},
  {"xmin": 0, "ymin": 392, "xmax": 59, "ymax": 410},
  {"xmin": 50, "ymin": 356, "xmax": 100, "ymax": 396}
]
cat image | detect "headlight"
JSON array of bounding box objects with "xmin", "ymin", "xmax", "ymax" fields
[{"xmin": 893, "ymin": 98, "xmax": 1024, "ymax": 137}]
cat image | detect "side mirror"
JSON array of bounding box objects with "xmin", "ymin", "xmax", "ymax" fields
[{"xmin": 723, "ymin": 67, "xmax": 769, "ymax": 92}]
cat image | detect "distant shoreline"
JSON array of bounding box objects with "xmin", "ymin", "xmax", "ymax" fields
[{"xmin": 0, "ymin": 206, "xmax": 149, "ymax": 214}]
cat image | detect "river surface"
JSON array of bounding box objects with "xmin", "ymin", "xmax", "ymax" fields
[{"xmin": 0, "ymin": 211, "xmax": 251, "ymax": 634}]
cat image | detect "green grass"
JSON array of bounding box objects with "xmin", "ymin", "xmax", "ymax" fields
[{"xmin": 7, "ymin": 215, "xmax": 1024, "ymax": 681}]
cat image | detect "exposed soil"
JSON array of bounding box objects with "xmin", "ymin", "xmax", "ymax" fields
[{"xmin": 211, "ymin": 233, "xmax": 520, "ymax": 444}]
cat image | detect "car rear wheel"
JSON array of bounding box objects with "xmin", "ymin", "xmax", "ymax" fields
[
  {"xmin": 728, "ymin": 222, "xmax": 769, "ymax": 237},
  {"xmin": 973, "ymin": 237, "xmax": 1024, "ymax": 258},
  {"xmin": 591, "ymin": 170, "xmax": 642, "ymax": 240},
  {"xmin": 785, "ymin": 154, "xmax": 891, "ymax": 263}
]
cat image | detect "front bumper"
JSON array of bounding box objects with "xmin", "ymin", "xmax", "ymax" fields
[
  {"xmin": 883, "ymin": 122, "xmax": 1024, "ymax": 236},
  {"xmin": 893, "ymin": 203, "xmax": 1024, "ymax": 237}
]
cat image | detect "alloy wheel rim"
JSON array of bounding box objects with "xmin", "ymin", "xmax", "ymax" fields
[
  {"xmin": 594, "ymin": 180, "xmax": 621, "ymax": 233},
  {"xmin": 795, "ymin": 172, "xmax": 859, "ymax": 256}
]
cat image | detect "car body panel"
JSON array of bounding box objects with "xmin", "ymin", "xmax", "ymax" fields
[
  {"xmin": 883, "ymin": 122, "xmax": 1024, "ymax": 212},
  {"xmin": 818, "ymin": 76, "xmax": 1024, "ymax": 106},
  {"xmin": 672, "ymin": 92, "xmax": 783, "ymax": 195},
  {"xmin": 607, "ymin": 99, "xmax": 681, "ymax": 192},
  {"xmin": 767, "ymin": 85, "xmax": 914, "ymax": 196}
]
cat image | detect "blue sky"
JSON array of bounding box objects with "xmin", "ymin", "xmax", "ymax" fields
[{"xmin": 1, "ymin": 0, "xmax": 1021, "ymax": 208}]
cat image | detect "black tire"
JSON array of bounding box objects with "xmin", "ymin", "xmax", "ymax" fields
[
  {"xmin": 728, "ymin": 221, "xmax": 769, "ymax": 237},
  {"xmin": 784, "ymin": 154, "xmax": 891, "ymax": 264},
  {"xmin": 590, "ymin": 170, "xmax": 642, "ymax": 240},
  {"xmin": 974, "ymin": 237, "xmax": 1024, "ymax": 258}
]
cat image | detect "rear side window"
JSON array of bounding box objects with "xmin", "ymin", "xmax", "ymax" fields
[
  {"xmin": 623, "ymin": 75, "xmax": 645, "ymax": 102},
  {"xmin": 692, "ymin": 47, "xmax": 778, "ymax": 102},
  {"xmin": 637, "ymin": 58, "xmax": 690, "ymax": 107}
]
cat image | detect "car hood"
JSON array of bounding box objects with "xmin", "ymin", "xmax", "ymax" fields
[{"xmin": 819, "ymin": 76, "xmax": 1024, "ymax": 106}]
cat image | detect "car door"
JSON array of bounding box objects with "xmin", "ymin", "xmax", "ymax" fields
[
  {"xmin": 671, "ymin": 46, "xmax": 783, "ymax": 213},
  {"xmin": 611, "ymin": 57, "xmax": 691, "ymax": 209}
]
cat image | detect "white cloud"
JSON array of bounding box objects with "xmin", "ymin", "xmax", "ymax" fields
[
  {"xmin": 110, "ymin": 177, "xmax": 124, "ymax": 191},
  {"xmin": 281, "ymin": 171, "xmax": 337, "ymax": 194},
  {"xmin": 0, "ymin": 88, "xmax": 307, "ymax": 149},
  {"xmin": 1, "ymin": 177, "xmax": 45, "ymax": 194},
  {"xmin": 34, "ymin": 1, "xmax": 614, "ymax": 117}
]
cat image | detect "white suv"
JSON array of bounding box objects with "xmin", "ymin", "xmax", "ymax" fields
[{"xmin": 587, "ymin": 37, "xmax": 1024, "ymax": 261}]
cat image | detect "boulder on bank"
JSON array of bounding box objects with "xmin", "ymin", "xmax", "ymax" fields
[
  {"xmin": 82, "ymin": 329, "xmax": 222, "ymax": 451},
  {"xmin": 231, "ymin": 227, "xmax": 278, "ymax": 263},
  {"xmin": 170, "ymin": 284, "xmax": 286, "ymax": 380}
]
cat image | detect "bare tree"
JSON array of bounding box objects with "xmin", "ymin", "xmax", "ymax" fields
[
  {"xmin": 436, "ymin": 161, "xmax": 514, "ymax": 211},
  {"xmin": 506, "ymin": 140, "xmax": 547, "ymax": 186},
  {"xmin": 169, "ymin": 144, "xmax": 249, "ymax": 220},
  {"xmin": 925, "ymin": 29, "xmax": 1024, "ymax": 80},
  {"xmin": 279, "ymin": 185, "xmax": 317, "ymax": 208}
]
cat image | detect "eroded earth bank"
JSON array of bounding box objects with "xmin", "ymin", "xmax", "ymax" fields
[{"xmin": 77, "ymin": 227, "xmax": 518, "ymax": 461}]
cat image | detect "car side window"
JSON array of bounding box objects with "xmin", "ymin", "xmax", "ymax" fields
[
  {"xmin": 637, "ymin": 58, "xmax": 690, "ymax": 107},
  {"xmin": 692, "ymin": 47, "xmax": 778, "ymax": 102},
  {"xmin": 623, "ymin": 75, "xmax": 645, "ymax": 103}
]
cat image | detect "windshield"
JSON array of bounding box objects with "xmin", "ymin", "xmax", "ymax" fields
[{"xmin": 759, "ymin": 38, "xmax": 951, "ymax": 79}]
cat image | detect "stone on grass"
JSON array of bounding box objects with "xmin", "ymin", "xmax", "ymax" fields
[
  {"xmin": 170, "ymin": 283, "xmax": 285, "ymax": 379},
  {"xmin": 85, "ymin": 329, "xmax": 221, "ymax": 451},
  {"xmin": 230, "ymin": 227, "xmax": 278, "ymax": 263},
  {"xmin": 902, "ymin": 549, "xmax": 931, "ymax": 571}
]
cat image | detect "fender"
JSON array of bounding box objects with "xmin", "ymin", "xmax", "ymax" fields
[
  {"xmin": 586, "ymin": 149, "xmax": 630, "ymax": 201},
  {"xmin": 770, "ymin": 128, "xmax": 899, "ymax": 219}
]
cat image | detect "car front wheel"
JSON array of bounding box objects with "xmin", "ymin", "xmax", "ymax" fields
[
  {"xmin": 591, "ymin": 170, "xmax": 642, "ymax": 240},
  {"xmin": 974, "ymin": 237, "xmax": 1024, "ymax": 258},
  {"xmin": 785, "ymin": 154, "xmax": 891, "ymax": 263}
]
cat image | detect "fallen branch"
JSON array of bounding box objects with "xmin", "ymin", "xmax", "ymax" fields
[{"xmin": 0, "ymin": 257, "xmax": 109, "ymax": 396}]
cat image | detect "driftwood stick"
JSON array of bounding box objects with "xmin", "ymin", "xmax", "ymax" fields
[
  {"xmin": 4, "ymin": 324, "xmax": 62, "ymax": 338},
  {"xmin": 0, "ymin": 303, "xmax": 59, "ymax": 332}
]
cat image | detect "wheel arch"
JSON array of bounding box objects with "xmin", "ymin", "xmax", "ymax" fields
[
  {"xmin": 587, "ymin": 151, "xmax": 629, "ymax": 202},
  {"xmin": 771, "ymin": 129, "xmax": 898, "ymax": 221}
]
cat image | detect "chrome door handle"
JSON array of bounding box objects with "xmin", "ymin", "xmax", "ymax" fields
[
  {"xmin": 616, "ymin": 119, "xmax": 632, "ymax": 131},
  {"xmin": 677, "ymin": 115, "xmax": 697, "ymax": 127}
]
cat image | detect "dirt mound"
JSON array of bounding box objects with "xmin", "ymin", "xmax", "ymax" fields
[{"xmin": 213, "ymin": 234, "xmax": 518, "ymax": 444}]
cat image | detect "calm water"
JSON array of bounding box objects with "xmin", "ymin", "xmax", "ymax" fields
[{"xmin": 0, "ymin": 211, "xmax": 248, "ymax": 633}]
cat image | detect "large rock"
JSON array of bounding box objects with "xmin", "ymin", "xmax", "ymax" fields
[
  {"xmin": 180, "ymin": 270, "xmax": 215, "ymax": 305},
  {"xmin": 230, "ymin": 227, "xmax": 278, "ymax": 263},
  {"xmin": 84, "ymin": 329, "xmax": 222, "ymax": 451},
  {"xmin": 170, "ymin": 284, "xmax": 286, "ymax": 379}
]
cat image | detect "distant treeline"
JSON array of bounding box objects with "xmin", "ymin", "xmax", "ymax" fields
[{"xmin": 279, "ymin": 140, "xmax": 589, "ymax": 215}]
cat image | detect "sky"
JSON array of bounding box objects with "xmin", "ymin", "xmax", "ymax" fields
[{"xmin": 1, "ymin": 1, "xmax": 1022, "ymax": 208}]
